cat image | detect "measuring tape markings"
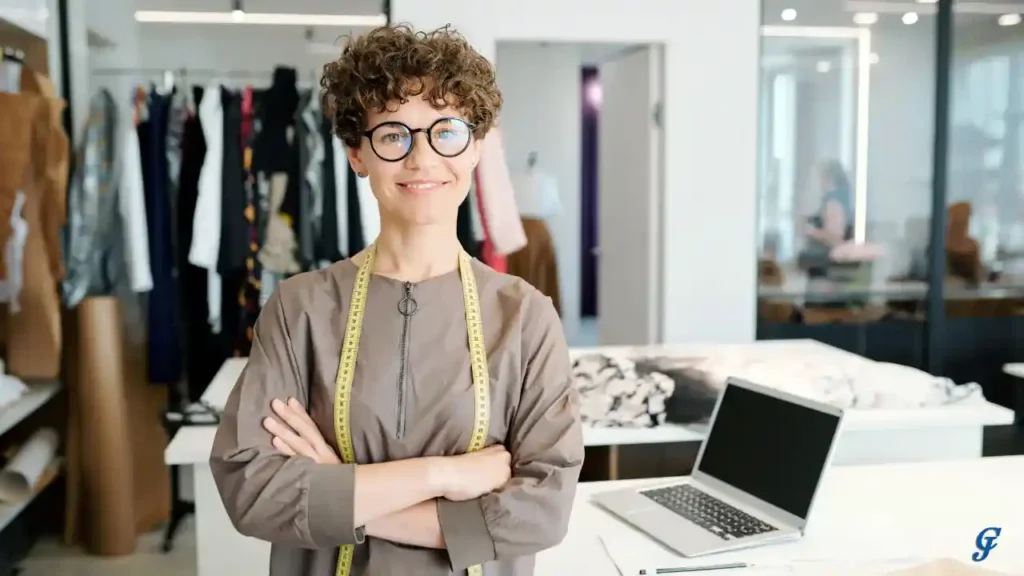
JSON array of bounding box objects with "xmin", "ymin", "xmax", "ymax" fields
[{"xmin": 333, "ymin": 246, "xmax": 490, "ymax": 576}]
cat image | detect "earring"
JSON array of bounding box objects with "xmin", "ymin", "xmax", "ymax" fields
[{"xmin": 357, "ymin": 171, "xmax": 367, "ymax": 178}]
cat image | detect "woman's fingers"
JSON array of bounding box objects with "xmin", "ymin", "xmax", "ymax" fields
[
  {"xmin": 272, "ymin": 436, "xmax": 297, "ymax": 456},
  {"xmin": 263, "ymin": 416, "xmax": 316, "ymax": 458},
  {"xmin": 272, "ymin": 398, "xmax": 324, "ymax": 444}
]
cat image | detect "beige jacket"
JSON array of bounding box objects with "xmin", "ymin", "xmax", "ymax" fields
[{"xmin": 210, "ymin": 258, "xmax": 584, "ymax": 575}]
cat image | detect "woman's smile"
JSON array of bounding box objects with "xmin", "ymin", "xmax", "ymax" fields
[{"xmin": 396, "ymin": 179, "xmax": 450, "ymax": 194}]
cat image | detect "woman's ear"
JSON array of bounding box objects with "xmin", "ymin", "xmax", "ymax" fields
[
  {"xmin": 468, "ymin": 139, "xmax": 483, "ymax": 170},
  {"xmin": 347, "ymin": 145, "xmax": 367, "ymax": 177}
]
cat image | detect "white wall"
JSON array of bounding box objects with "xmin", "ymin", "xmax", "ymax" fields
[
  {"xmin": 393, "ymin": 0, "xmax": 762, "ymax": 345},
  {"xmin": 866, "ymin": 22, "xmax": 937, "ymax": 236},
  {"xmin": 495, "ymin": 42, "xmax": 582, "ymax": 343}
]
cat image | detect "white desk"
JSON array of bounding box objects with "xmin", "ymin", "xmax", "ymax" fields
[
  {"xmin": 537, "ymin": 456, "xmax": 1024, "ymax": 575},
  {"xmin": 166, "ymin": 342, "xmax": 1015, "ymax": 576},
  {"xmin": 574, "ymin": 340, "xmax": 1014, "ymax": 478}
]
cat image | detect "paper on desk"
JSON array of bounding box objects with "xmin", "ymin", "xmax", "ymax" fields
[{"xmin": 0, "ymin": 427, "xmax": 59, "ymax": 503}]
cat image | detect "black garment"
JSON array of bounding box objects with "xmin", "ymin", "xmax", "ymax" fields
[
  {"xmin": 346, "ymin": 165, "xmax": 365, "ymax": 255},
  {"xmin": 218, "ymin": 88, "xmax": 248, "ymax": 273},
  {"xmin": 177, "ymin": 88, "xmax": 225, "ymax": 401},
  {"xmin": 251, "ymin": 66, "xmax": 300, "ymax": 223},
  {"xmin": 316, "ymin": 118, "xmax": 342, "ymax": 263},
  {"xmin": 295, "ymin": 89, "xmax": 315, "ymax": 270},
  {"xmin": 457, "ymin": 195, "xmax": 481, "ymax": 259},
  {"xmin": 139, "ymin": 91, "xmax": 182, "ymax": 385}
]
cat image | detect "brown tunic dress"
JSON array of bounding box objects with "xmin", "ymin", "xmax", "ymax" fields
[{"xmin": 209, "ymin": 258, "xmax": 585, "ymax": 575}]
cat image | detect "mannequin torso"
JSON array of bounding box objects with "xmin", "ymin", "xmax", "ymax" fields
[{"xmin": 513, "ymin": 167, "xmax": 561, "ymax": 219}]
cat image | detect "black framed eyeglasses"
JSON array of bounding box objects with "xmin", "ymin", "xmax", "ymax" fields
[{"xmin": 363, "ymin": 117, "xmax": 475, "ymax": 162}]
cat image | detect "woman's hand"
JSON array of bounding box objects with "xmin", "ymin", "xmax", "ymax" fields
[
  {"xmin": 437, "ymin": 444, "xmax": 512, "ymax": 501},
  {"xmin": 263, "ymin": 398, "xmax": 340, "ymax": 465}
]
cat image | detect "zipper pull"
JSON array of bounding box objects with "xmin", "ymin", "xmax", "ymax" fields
[{"xmin": 398, "ymin": 282, "xmax": 418, "ymax": 316}]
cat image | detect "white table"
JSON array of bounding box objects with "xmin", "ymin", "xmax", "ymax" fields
[
  {"xmin": 575, "ymin": 340, "xmax": 1015, "ymax": 478},
  {"xmin": 166, "ymin": 341, "xmax": 1016, "ymax": 576},
  {"xmin": 537, "ymin": 456, "xmax": 1024, "ymax": 575}
]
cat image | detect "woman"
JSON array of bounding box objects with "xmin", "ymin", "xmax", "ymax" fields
[
  {"xmin": 803, "ymin": 160, "xmax": 854, "ymax": 250},
  {"xmin": 209, "ymin": 25, "xmax": 584, "ymax": 576}
]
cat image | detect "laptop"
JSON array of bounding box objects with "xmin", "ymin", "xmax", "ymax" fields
[{"xmin": 591, "ymin": 377, "xmax": 845, "ymax": 557}]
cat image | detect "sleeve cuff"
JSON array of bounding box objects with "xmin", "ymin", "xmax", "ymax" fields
[
  {"xmin": 307, "ymin": 463, "xmax": 365, "ymax": 547},
  {"xmin": 437, "ymin": 498, "xmax": 496, "ymax": 570}
]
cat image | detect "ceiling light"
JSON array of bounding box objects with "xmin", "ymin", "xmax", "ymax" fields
[
  {"xmin": 781, "ymin": 8, "xmax": 797, "ymax": 21},
  {"xmin": 869, "ymin": 53, "xmax": 880, "ymax": 65},
  {"xmin": 916, "ymin": 0, "xmax": 938, "ymax": 3},
  {"xmin": 853, "ymin": 12, "xmax": 878, "ymax": 25},
  {"xmin": 902, "ymin": 12, "xmax": 920, "ymax": 25},
  {"xmin": 998, "ymin": 13, "xmax": 1022, "ymax": 26},
  {"xmin": 133, "ymin": 10, "xmax": 388, "ymax": 27},
  {"xmin": 816, "ymin": 60, "xmax": 832, "ymax": 73}
]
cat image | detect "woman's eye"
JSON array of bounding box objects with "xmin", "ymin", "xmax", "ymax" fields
[
  {"xmin": 436, "ymin": 130, "xmax": 458, "ymax": 141},
  {"xmin": 380, "ymin": 133, "xmax": 404, "ymax": 144}
]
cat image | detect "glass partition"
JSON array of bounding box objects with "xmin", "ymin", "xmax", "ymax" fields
[
  {"xmin": 756, "ymin": 4, "xmax": 938, "ymax": 369},
  {"xmin": 945, "ymin": 5, "xmax": 1024, "ymax": 408}
]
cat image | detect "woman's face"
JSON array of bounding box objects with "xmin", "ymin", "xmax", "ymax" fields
[{"xmin": 347, "ymin": 88, "xmax": 481, "ymax": 228}]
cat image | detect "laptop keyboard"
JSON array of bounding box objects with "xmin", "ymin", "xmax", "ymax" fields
[{"xmin": 640, "ymin": 484, "xmax": 778, "ymax": 540}]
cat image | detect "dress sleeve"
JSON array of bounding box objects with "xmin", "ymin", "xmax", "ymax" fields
[
  {"xmin": 209, "ymin": 285, "xmax": 365, "ymax": 549},
  {"xmin": 437, "ymin": 291, "xmax": 584, "ymax": 569}
]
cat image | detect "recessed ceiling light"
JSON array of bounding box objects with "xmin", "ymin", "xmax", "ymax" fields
[
  {"xmin": 869, "ymin": 53, "xmax": 880, "ymax": 65},
  {"xmin": 816, "ymin": 60, "xmax": 832, "ymax": 73},
  {"xmin": 781, "ymin": 8, "xmax": 797, "ymax": 21},
  {"xmin": 853, "ymin": 12, "xmax": 879, "ymax": 25},
  {"xmin": 998, "ymin": 13, "xmax": 1022, "ymax": 26},
  {"xmin": 902, "ymin": 12, "xmax": 920, "ymax": 25},
  {"xmin": 916, "ymin": 0, "xmax": 937, "ymax": 3}
]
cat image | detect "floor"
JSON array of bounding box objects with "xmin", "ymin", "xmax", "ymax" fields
[{"xmin": 20, "ymin": 520, "xmax": 196, "ymax": 576}]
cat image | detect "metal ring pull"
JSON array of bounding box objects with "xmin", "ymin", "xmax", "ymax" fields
[{"xmin": 397, "ymin": 296, "xmax": 418, "ymax": 316}]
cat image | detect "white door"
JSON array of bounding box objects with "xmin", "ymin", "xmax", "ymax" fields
[{"xmin": 597, "ymin": 45, "xmax": 663, "ymax": 346}]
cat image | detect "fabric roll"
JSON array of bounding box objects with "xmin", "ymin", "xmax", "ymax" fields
[
  {"xmin": 72, "ymin": 297, "xmax": 137, "ymax": 555},
  {"xmin": 506, "ymin": 217, "xmax": 561, "ymax": 316}
]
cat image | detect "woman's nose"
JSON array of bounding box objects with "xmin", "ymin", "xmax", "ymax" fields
[{"xmin": 403, "ymin": 131, "xmax": 440, "ymax": 168}]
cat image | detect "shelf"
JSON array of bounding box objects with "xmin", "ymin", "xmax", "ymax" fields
[
  {"xmin": 0, "ymin": 459, "xmax": 60, "ymax": 533},
  {"xmin": 0, "ymin": 380, "xmax": 61, "ymax": 438}
]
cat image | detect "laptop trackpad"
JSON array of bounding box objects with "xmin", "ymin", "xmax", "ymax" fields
[{"xmin": 631, "ymin": 506, "xmax": 726, "ymax": 556}]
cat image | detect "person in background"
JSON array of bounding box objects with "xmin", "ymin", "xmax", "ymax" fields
[
  {"xmin": 804, "ymin": 159, "xmax": 854, "ymax": 250},
  {"xmin": 209, "ymin": 24, "xmax": 584, "ymax": 576}
]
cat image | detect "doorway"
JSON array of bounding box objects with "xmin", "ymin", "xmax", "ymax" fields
[{"xmin": 495, "ymin": 41, "xmax": 665, "ymax": 346}]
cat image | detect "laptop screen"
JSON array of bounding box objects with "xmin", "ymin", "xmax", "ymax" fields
[{"xmin": 696, "ymin": 382, "xmax": 841, "ymax": 520}]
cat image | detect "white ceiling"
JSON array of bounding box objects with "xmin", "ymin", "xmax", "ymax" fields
[{"xmin": 763, "ymin": 0, "xmax": 1024, "ymax": 26}]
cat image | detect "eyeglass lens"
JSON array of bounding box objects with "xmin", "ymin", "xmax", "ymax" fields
[{"xmin": 370, "ymin": 118, "xmax": 472, "ymax": 161}]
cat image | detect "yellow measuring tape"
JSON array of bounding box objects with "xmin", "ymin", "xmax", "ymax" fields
[{"xmin": 333, "ymin": 244, "xmax": 490, "ymax": 576}]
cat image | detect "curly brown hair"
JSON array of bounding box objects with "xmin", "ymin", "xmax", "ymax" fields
[{"xmin": 320, "ymin": 24, "xmax": 503, "ymax": 149}]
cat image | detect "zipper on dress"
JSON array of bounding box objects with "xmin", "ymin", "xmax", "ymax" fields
[{"xmin": 396, "ymin": 281, "xmax": 417, "ymax": 439}]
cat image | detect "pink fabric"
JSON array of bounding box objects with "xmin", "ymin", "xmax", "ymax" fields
[
  {"xmin": 474, "ymin": 170, "xmax": 506, "ymax": 273},
  {"xmin": 475, "ymin": 128, "xmax": 527, "ymax": 255}
]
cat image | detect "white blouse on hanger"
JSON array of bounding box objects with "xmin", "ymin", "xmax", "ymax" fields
[
  {"xmin": 118, "ymin": 123, "xmax": 153, "ymax": 293},
  {"xmin": 189, "ymin": 83, "xmax": 224, "ymax": 333}
]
